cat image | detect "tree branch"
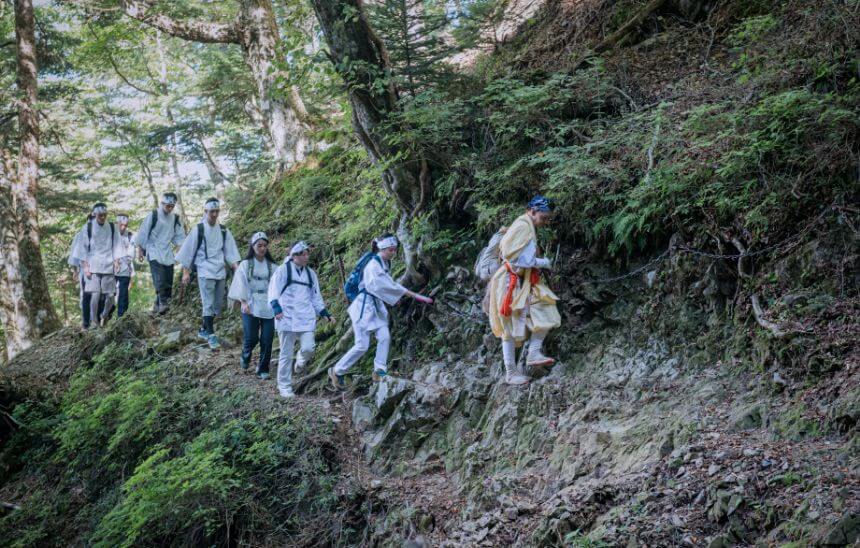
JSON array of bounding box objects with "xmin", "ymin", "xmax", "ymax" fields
[{"xmin": 119, "ymin": 0, "xmax": 241, "ymax": 44}]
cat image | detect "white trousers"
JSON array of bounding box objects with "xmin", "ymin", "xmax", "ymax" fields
[
  {"xmin": 333, "ymin": 324, "xmax": 391, "ymax": 375},
  {"xmin": 277, "ymin": 330, "xmax": 315, "ymax": 392}
]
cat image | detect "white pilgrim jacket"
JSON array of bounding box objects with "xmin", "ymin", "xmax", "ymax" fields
[
  {"xmin": 116, "ymin": 230, "xmax": 136, "ymax": 278},
  {"xmin": 176, "ymin": 222, "xmax": 241, "ymax": 280},
  {"xmin": 229, "ymin": 258, "xmax": 275, "ymax": 319},
  {"xmin": 266, "ymin": 260, "xmax": 327, "ymax": 332},
  {"xmin": 346, "ymin": 256, "xmax": 407, "ymax": 332},
  {"xmin": 135, "ymin": 209, "xmax": 186, "ymax": 266},
  {"xmin": 72, "ymin": 220, "xmax": 125, "ymax": 275}
]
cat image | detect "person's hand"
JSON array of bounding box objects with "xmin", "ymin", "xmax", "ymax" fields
[
  {"xmin": 275, "ymin": 312, "xmax": 284, "ymax": 321},
  {"xmin": 536, "ymin": 257, "xmax": 552, "ymax": 270},
  {"xmin": 414, "ymin": 294, "xmax": 433, "ymax": 305},
  {"xmin": 241, "ymin": 302, "xmax": 251, "ymax": 315},
  {"xmin": 83, "ymin": 264, "xmax": 91, "ymax": 279},
  {"xmin": 138, "ymin": 249, "xmax": 145, "ymax": 262},
  {"xmin": 114, "ymin": 259, "xmax": 120, "ymax": 273},
  {"xmin": 231, "ymin": 262, "xmax": 239, "ymax": 271},
  {"xmin": 182, "ymin": 271, "xmax": 190, "ymax": 285}
]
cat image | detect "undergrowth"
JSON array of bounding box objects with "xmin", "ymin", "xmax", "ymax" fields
[{"xmin": 0, "ymin": 320, "xmax": 352, "ymax": 546}]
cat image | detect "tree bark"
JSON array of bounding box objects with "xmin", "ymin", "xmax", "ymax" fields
[
  {"xmin": 0, "ymin": 0, "xmax": 60, "ymax": 361},
  {"xmin": 310, "ymin": 0, "xmax": 431, "ymax": 285},
  {"xmin": 118, "ymin": 0, "xmax": 310, "ymax": 175}
]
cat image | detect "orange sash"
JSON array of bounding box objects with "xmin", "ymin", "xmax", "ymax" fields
[{"xmin": 500, "ymin": 262, "xmax": 540, "ymax": 317}]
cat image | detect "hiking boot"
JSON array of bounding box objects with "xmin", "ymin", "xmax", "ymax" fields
[
  {"xmin": 328, "ymin": 367, "xmax": 345, "ymax": 391},
  {"xmin": 240, "ymin": 355, "xmax": 250, "ymax": 370},
  {"xmin": 279, "ymin": 387, "xmax": 295, "ymax": 399},
  {"xmin": 197, "ymin": 328, "xmax": 209, "ymax": 341},
  {"xmin": 504, "ymin": 362, "xmax": 530, "ymax": 386},
  {"xmin": 256, "ymin": 371, "xmax": 270, "ymax": 380},
  {"xmin": 207, "ymin": 334, "xmax": 221, "ymax": 350},
  {"xmin": 372, "ymin": 369, "xmax": 387, "ymax": 382},
  {"xmin": 294, "ymin": 359, "xmax": 306, "ymax": 374},
  {"xmin": 157, "ymin": 302, "xmax": 169, "ymax": 315},
  {"xmin": 526, "ymin": 351, "xmax": 555, "ymax": 368}
]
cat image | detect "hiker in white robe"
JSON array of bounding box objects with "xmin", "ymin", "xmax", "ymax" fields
[
  {"xmin": 267, "ymin": 240, "xmax": 333, "ymax": 399},
  {"xmin": 228, "ymin": 232, "xmax": 276, "ymax": 380},
  {"xmin": 72, "ymin": 203, "xmax": 124, "ymax": 328},
  {"xmin": 176, "ymin": 197, "xmax": 240, "ymax": 350},
  {"xmin": 328, "ymin": 235, "xmax": 433, "ymax": 389}
]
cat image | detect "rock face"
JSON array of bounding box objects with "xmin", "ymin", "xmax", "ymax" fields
[{"xmin": 350, "ymin": 289, "xmax": 858, "ymax": 546}]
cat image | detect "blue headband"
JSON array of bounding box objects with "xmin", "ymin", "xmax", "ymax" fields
[{"xmin": 528, "ymin": 195, "xmax": 552, "ymax": 212}]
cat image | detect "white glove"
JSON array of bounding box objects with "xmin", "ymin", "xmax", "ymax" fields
[{"xmin": 535, "ymin": 257, "xmax": 552, "ymax": 269}]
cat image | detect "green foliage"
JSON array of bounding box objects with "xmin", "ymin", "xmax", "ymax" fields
[{"xmin": 0, "ymin": 337, "xmax": 347, "ymax": 546}]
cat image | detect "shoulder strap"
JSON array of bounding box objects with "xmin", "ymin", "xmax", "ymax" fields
[
  {"xmin": 194, "ymin": 223, "xmax": 205, "ymax": 260},
  {"xmin": 147, "ymin": 210, "xmax": 158, "ymax": 239},
  {"xmin": 174, "ymin": 214, "xmax": 181, "ymax": 228},
  {"xmin": 86, "ymin": 221, "xmax": 92, "ymax": 252}
]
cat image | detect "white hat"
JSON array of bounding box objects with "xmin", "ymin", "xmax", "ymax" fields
[
  {"xmin": 250, "ymin": 232, "xmax": 268, "ymax": 245},
  {"xmin": 116, "ymin": 214, "xmax": 129, "ymax": 223},
  {"xmin": 375, "ymin": 235, "xmax": 398, "ymax": 250},
  {"xmin": 290, "ymin": 240, "xmax": 312, "ymax": 255},
  {"xmin": 92, "ymin": 203, "xmax": 107, "ymax": 214},
  {"xmin": 204, "ymin": 198, "xmax": 221, "ymax": 211},
  {"xmin": 161, "ymin": 193, "xmax": 178, "ymax": 205}
]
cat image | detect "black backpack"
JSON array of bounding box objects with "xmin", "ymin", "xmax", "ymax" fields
[
  {"xmin": 146, "ymin": 209, "xmax": 181, "ymax": 241},
  {"xmin": 191, "ymin": 222, "xmax": 227, "ymax": 273},
  {"xmin": 279, "ymin": 260, "xmax": 315, "ymax": 295}
]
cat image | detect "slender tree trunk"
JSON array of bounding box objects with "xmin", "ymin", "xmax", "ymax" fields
[
  {"xmin": 155, "ymin": 31, "xmax": 190, "ymax": 230},
  {"xmin": 310, "ymin": 0, "xmax": 431, "ymax": 285},
  {"xmin": 119, "ymin": 0, "xmax": 310, "ymax": 175},
  {"xmin": 0, "ymin": 0, "xmax": 60, "ymax": 361},
  {"xmin": 239, "ymin": 0, "xmax": 310, "ymax": 174}
]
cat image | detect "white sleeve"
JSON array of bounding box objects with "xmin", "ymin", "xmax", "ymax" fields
[
  {"xmin": 68, "ymin": 231, "xmax": 84, "ymax": 266},
  {"xmin": 228, "ymin": 260, "xmax": 251, "ymax": 302},
  {"xmin": 224, "ymin": 229, "xmax": 241, "ymax": 265},
  {"xmin": 267, "ymin": 264, "xmax": 285, "ymax": 304},
  {"xmin": 71, "ymin": 227, "xmax": 88, "ymax": 263},
  {"xmin": 112, "ymin": 228, "xmax": 125, "ymax": 261},
  {"xmin": 511, "ymin": 240, "xmax": 542, "ymax": 268},
  {"xmin": 172, "ymin": 217, "xmax": 186, "ymax": 246},
  {"xmin": 311, "ymin": 270, "xmax": 326, "ymax": 314},
  {"xmin": 364, "ymin": 260, "xmax": 407, "ymax": 306},
  {"xmin": 135, "ymin": 214, "xmax": 151, "ymax": 248},
  {"xmin": 175, "ymin": 226, "xmax": 198, "ymax": 269}
]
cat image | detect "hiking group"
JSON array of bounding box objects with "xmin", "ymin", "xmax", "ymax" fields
[{"xmin": 68, "ymin": 193, "xmax": 559, "ymax": 396}]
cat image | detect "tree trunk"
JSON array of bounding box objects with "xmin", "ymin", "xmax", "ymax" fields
[
  {"xmin": 119, "ymin": 0, "xmax": 310, "ymax": 175},
  {"xmin": 310, "ymin": 0, "xmax": 431, "ymax": 285},
  {"xmin": 238, "ymin": 0, "xmax": 310, "ymax": 174},
  {"xmin": 0, "ymin": 0, "xmax": 61, "ymax": 361}
]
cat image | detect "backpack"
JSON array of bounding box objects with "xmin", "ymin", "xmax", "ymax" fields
[
  {"xmin": 191, "ymin": 222, "xmax": 227, "ymax": 273},
  {"xmin": 248, "ymin": 257, "xmax": 275, "ymax": 281},
  {"xmin": 344, "ymin": 252, "xmax": 383, "ymax": 302},
  {"xmin": 279, "ymin": 259, "xmax": 315, "ymax": 295},
  {"xmin": 474, "ymin": 228, "xmax": 506, "ymax": 282},
  {"xmin": 146, "ymin": 209, "xmax": 181, "ymax": 241},
  {"xmin": 87, "ymin": 220, "xmax": 116, "ymax": 255}
]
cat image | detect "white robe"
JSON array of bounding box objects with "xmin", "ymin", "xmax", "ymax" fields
[
  {"xmin": 229, "ymin": 258, "xmax": 275, "ymax": 319},
  {"xmin": 135, "ymin": 209, "xmax": 185, "ymax": 266},
  {"xmin": 267, "ymin": 261, "xmax": 327, "ymax": 332},
  {"xmin": 72, "ymin": 220, "xmax": 124, "ymax": 275},
  {"xmin": 346, "ymin": 257, "xmax": 407, "ymax": 332},
  {"xmin": 175, "ymin": 222, "xmax": 241, "ymax": 280},
  {"xmin": 116, "ymin": 230, "xmax": 136, "ymax": 278}
]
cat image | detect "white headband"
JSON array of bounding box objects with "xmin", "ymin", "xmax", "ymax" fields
[
  {"xmin": 290, "ymin": 240, "xmax": 311, "ymax": 255},
  {"xmin": 92, "ymin": 204, "xmax": 107, "ymax": 214},
  {"xmin": 204, "ymin": 199, "xmax": 220, "ymax": 211},
  {"xmin": 251, "ymin": 232, "xmax": 268, "ymax": 245},
  {"xmin": 161, "ymin": 194, "xmax": 177, "ymax": 205},
  {"xmin": 375, "ymin": 236, "xmax": 398, "ymax": 250},
  {"xmin": 116, "ymin": 215, "xmax": 129, "ymax": 223}
]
